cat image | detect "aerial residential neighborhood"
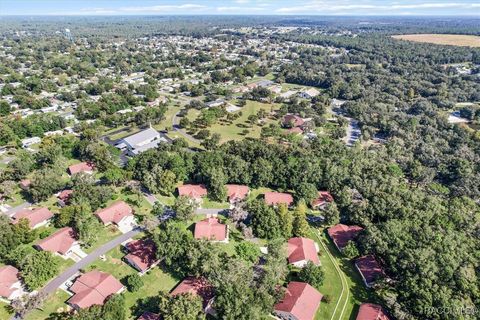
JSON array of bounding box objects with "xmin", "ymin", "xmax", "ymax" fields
[{"xmin": 0, "ymin": 2, "xmax": 479, "ymax": 320}]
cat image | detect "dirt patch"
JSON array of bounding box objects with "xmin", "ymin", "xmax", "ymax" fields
[{"xmin": 392, "ymin": 34, "xmax": 480, "ymax": 47}]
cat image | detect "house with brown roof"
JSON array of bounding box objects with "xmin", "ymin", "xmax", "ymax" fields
[
  {"xmin": 356, "ymin": 303, "xmax": 390, "ymax": 320},
  {"xmin": 327, "ymin": 224, "xmax": 363, "ymax": 252},
  {"xmin": 57, "ymin": 189, "xmax": 73, "ymax": 207},
  {"xmin": 124, "ymin": 239, "xmax": 159, "ymax": 274},
  {"xmin": 95, "ymin": 201, "xmax": 136, "ymax": 233},
  {"xmin": 35, "ymin": 227, "xmax": 87, "ymax": 261},
  {"xmin": 311, "ymin": 191, "xmax": 334, "ymax": 209},
  {"xmin": 177, "ymin": 184, "xmax": 208, "ymax": 202},
  {"xmin": 171, "ymin": 277, "xmax": 215, "ymax": 315},
  {"xmin": 287, "ymin": 237, "xmax": 320, "ymax": 268},
  {"xmin": 274, "ymin": 281, "xmax": 323, "ymax": 320},
  {"xmin": 264, "ymin": 192, "xmax": 294, "ymax": 207},
  {"xmin": 68, "ymin": 162, "xmax": 95, "ymax": 175},
  {"xmin": 355, "ymin": 255, "xmax": 385, "ymax": 288},
  {"xmin": 0, "ymin": 266, "xmax": 26, "ymax": 301},
  {"xmin": 225, "ymin": 184, "xmax": 249, "ymax": 203},
  {"xmin": 12, "ymin": 207, "xmax": 54, "ymax": 229},
  {"xmin": 67, "ymin": 270, "xmax": 124, "ymax": 310},
  {"xmin": 194, "ymin": 217, "xmax": 229, "ymax": 243}
]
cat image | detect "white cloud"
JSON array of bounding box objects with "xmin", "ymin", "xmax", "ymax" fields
[
  {"xmin": 217, "ymin": 6, "xmax": 267, "ymax": 12},
  {"xmin": 118, "ymin": 4, "xmax": 208, "ymax": 12},
  {"xmin": 276, "ymin": 1, "xmax": 480, "ymax": 13}
]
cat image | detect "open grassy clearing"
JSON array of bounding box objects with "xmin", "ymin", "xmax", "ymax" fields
[
  {"xmin": 392, "ymin": 34, "xmax": 480, "ymax": 47},
  {"xmin": 185, "ymin": 100, "xmax": 282, "ymax": 143}
]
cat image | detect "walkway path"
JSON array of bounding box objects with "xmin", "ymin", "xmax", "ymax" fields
[{"xmin": 313, "ymin": 229, "xmax": 350, "ymax": 320}]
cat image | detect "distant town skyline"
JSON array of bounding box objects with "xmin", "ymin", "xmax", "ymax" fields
[{"xmin": 1, "ymin": 0, "xmax": 480, "ymax": 16}]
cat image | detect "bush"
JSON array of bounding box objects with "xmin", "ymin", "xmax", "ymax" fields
[{"xmin": 125, "ymin": 273, "xmax": 144, "ymax": 292}]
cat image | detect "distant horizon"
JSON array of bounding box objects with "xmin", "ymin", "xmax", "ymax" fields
[{"xmin": 1, "ymin": 0, "xmax": 480, "ymax": 17}]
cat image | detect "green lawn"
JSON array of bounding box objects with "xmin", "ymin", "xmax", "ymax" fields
[
  {"xmin": 25, "ymin": 290, "xmax": 71, "ymax": 320},
  {"xmin": 312, "ymin": 228, "xmax": 378, "ymax": 320},
  {"xmin": 185, "ymin": 100, "xmax": 282, "ymax": 143},
  {"xmin": 0, "ymin": 301, "xmax": 12, "ymax": 319},
  {"xmin": 84, "ymin": 225, "xmax": 122, "ymax": 254}
]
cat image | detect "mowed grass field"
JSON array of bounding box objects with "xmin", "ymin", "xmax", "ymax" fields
[
  {"xmin": 185, "ymin": 100, "xmax": 282, "ymax": 143},
  {"xmin": 392, "ymin": 34, "xmax": 480, "ymax": 47}
]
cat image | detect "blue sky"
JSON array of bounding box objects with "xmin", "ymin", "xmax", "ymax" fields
[{"xmin": 1, "ymin": 0, "xmax": 479, "ymax": 16}]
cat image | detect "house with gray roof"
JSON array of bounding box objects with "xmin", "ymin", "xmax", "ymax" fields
[{"xmin": 116, "ymin": 127, "xmax": 167, "ymax": 156}]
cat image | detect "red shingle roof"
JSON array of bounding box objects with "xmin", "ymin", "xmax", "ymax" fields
[
  {"xmin": 171, "ymin": 277, "xmax": 214, "ymax": 308},
  {"xmin": 264, "ymin": 192, "xmax": 293, "ymax": 206},
  {"xmin": 194, "ymin": 217, "xmax": 227, "ymax": 241},
  {"xmin": 95, "ymin": 201, "xmax": 133, "ymax": 225},
  {"xmin": 274, "ymin": 282, "xmax": 323, "ymax": 320},
  {"xmin": 68, "ymin": 270, "xmax": 123, "ymax": 309},
  {"xmin": 287, "ymin": 237, "xmax": 320, "ymax": 265},
  {"xmin": 125, "ymin": 239, "xmax": 158, "ymax": 272},
  {"xmin": 12, "ymin": 207, "xmax": 54, "ymax": 228},
  {"xmin": 356, "ymin": 303, "xmax": 390, "ymax": 320},
  {"xmin": 0, "ymin": 266, "xmax": 20, "ymax": 299},
  {"xmin": 36, "ymin": 227, "xmax": 78, "ymax": 255},
  {"xmin": 57, "ymin": 189, "xmax": 73, "ymax": 203},
  {"xmin": 355, "ymin": 255, "xmax": 385, "ymax": 286},
  {"xmin": 68, "ymin": 162, "xmax": 95, "ymax": 175},
  {"xmin": 225, "ymin": 184, "xmax": 249, "ymax": 202},
  {"xmin": 283, "ymin": 114, "xmax": 305, "ymax": 127},
  {"xmin": 327, "ymin": 224, "xmax": 363, "ymax": 250},
  {"xmin": 311, "ymin": 191, "xmax": 334, "ymax": 208},
  {"xmin": 177, "ymin": 184, "xmax": 208, "ymax": 200}
]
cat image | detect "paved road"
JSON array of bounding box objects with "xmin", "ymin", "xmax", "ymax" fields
[
  {"xmin": 42, "ymin": 228, "xmax": 140, "ymax": 295},
  {"xmin": 195, "ymin": 208, "xmax": 225, "ymax": 215},
  {"xmin": 172, "ymin": 111, "xmax": 201, "ymax": 144},
  {"xmin": 4, "ymin": 201, "xmax": 32, "ymax": 217}
]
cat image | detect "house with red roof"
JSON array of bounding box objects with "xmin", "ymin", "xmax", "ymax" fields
[
  {"xmin": 124, "ymin": 239, "xmax": 159, "ymax": 274},
  {"xmin": 57, "ymin": 189, "xmax": 73, "ymax": 207},
  {"xmin": 67, "ymin": 270, "xmax": 124, "ymax": 310},
  {"xmin": 287, "ymin": 237, "xmax": 320, "ymax": 268},
  {"xmin": 355, "ymin": 255, "xmax": 385, "ymax": 288},
  {"xmin": 356, "ymin": 303, "xmax": 390, "ymax": 320},
  {"xmin": 225, "ymin": 184, "xmax": 249, "ymax": 203},
  {"xmin": 177, "ymin": 184, "xmax": 208, "ymax": 202},
  {"xmin": 311, "ymin": 191, "xmax": 334, "ymax": 209},
  {"xmin": 68, "ymin": 162, "xmax": 95, "ymax": 175},
  {"xmin": 0, "ymin": 266, "xmax": 26, "ymax": 301},
  {"xmin": 171, "ymin": 277, "xmax": 215, "ymax": 315},
  {"xmin": 11, "ymin": 207, "xmax": 54, "ymax": 229},
  {"xmin": 327, "ymin": 224, "xmax": 364, "ymax": 252},
  {"xmin": 95, "ymin": 201, "xmax": 136, "ymax": 233},
  {"xmin": 194, "ymin": 217, "xmax": 229, "ymax": 243},
  {"xmin": 264, "ymin": 192, "xmax": 294, "ymax": 207},
  {"xmin": 282, "ymin": 114, "xmax": 305, "ymax": 128},
  {"xmin": 35, "ymin": 227, "xmax": 87, "ymax": 261},
  {"xmin": 274, "ymin": 281, "xmax": 323, "ymax": 320}
]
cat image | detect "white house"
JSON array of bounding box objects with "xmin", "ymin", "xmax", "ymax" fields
[
  {"xmin": 299, "ymin": 88, "xmax": 320, "ymax": 99},
  {"xmin": 116, "ymin": 127, "xmax": 167, "ymax": 156},
  {"xmin": 21, "ymin": 136, "xmax": 41, "ymax": 148}
]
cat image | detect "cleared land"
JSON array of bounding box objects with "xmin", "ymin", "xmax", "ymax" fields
[{"xmin": 392, "ymin": 34, "xmax": 480, "ymax": 47}]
